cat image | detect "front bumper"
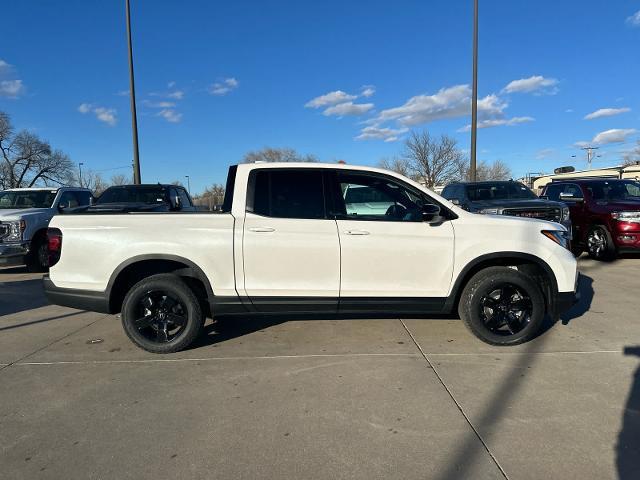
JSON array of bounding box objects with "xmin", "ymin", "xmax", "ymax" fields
[
  {"xmin": 612, "ymin": 221, "xmax": 640, "ymax": 251},
  {"xmin": 0, "ymin": 243, "xmax": 29, "ymax": 267}
]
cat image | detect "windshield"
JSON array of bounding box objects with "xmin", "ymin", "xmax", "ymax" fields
[
  {"xmin": 97, "ymin": 187, "xmax": 167, "ymax": 204},
  {"xmin": 586, "ymin": 180, "xmax": 640, "ymax": 201},
  {"xmin": 0, "ymin": 190, "xmax": 57, "ymax": 209},
  {"xmin": 466, "ymin": 183, "xmax": 537, "ymax": 201}
]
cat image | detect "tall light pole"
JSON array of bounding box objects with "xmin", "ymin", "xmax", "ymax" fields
[
  {"xmin": 581, "ymin": 146, "xmax": 600, "ymax": 169},
  {"xmin": 469, "ymin": 0, "xmax": 479, "ymax": 182},
  {"xmin": 185, "ymin": 175, "xmax": 191, "ymax": 194},
  {"xmin": 78, "ymin": 162, "xmax": 84, "ymax": 187},
  {"xmin": 126, "ymin": 0, "xmax": 141, "ymax": 184}
]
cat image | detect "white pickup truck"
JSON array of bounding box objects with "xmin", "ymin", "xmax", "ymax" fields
[{"xmin": 44, "ymin": 163, "xmax": 579, "ymax": 353}]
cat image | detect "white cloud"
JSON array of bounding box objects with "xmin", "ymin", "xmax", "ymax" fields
[
  {"xmin": 458, "ymin": 116, "xmax": 534, "ymax": 132},
  {"xmin": 77, "ymin": 103, "xmax": 92, "ymax": 114},
  {"xmin": 565, "ymin": 109, "xmax": 573, "ymax": 113},
  {"xmin": 166, "ymin": 90, "xmax": 184, "ymax": 99},
  {"xmin": 0, "ymin": 59, "xmax": 10, "ymax": 72},
  {"xmin": 115, "ymin": 89, "xmax": 130, "ymax": 96},
  {"xmin": 143, "ymin": 100, "xmax": 176, "ymax": 108},
  {"xmin": 323, "ymin": 102, "xmax": 374, "ymax": 117},
  {"xmin": 503, "ymin": 75, "xmax": 559, "ymax": 95},
  {"xmin": 305, "ymin": 90, "xmax": 357, "ymax": 108},
  {"xmin": 536, "ymin": 148, "xmax": 555, "ymax": 160},
  {"xmin": 361, "ymin": 85, "xmax": 376, "ymax": 98},
  {"xmin": 209, "ymin": 78, "xmax": 239, "ymax": 96},
  {"xmin": 0, "ymin": 79, "xmax": 25, "ymax": 98},
  {"xmin": 592, "ymin": 128, "xmax": 636, "ymax": 145},
  {"xmin": 584, "ymin": 107, "xmax": 630, "ymax": 120},
  {"xmin": 626, "ymin": 10, "xmax": 640, "ymax": 26},
  {"xmin": 167, "ymin": 81, "xmax": 176, "ymax": 88},
  {"xmin": 157, "ymin": 109, "xmax": 182, "ymax": 123},
  {"xmin": 376, "ymin": 85, "xmax": 508, "ymax": 127},
  {"xmin": 78, "ymin": 103, "xmax": 117, "ymax": 126},
  {"xmin": 355, "ymin": 125, "xmax": 408, "ymax": 141}
]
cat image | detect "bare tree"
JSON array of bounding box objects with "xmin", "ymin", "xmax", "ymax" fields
[
  {"xmin": 377, "ymin": 156, "xmax": 413, "ymax": 179},
  {"xmin": 71, "ymin": 169, "xmax": 109, "ymax": 195},
  {"xmin": 109, "ymin": 173, "xmax": 131, "ymax": 185},
  {"xmin": 242, "ymin": 147, "xmax": 318, "ymax": 164},
  {"xmin": 456, "ymin": 159, "xmax": 512, "ymax": 182},
  {"xmin": 623, "ymin": 140, "xmax": 640, "ymax": 166},
  {"xmin": 193, "ymin": 183, "xmax": 226, "ymax": 211},
  {"xmin": 0, "ymin": 111, "xmax": 73, "ymax": 188},
  {"xmin": 402, "ymin": 131, "xmax": 465, "ymax": 188}
]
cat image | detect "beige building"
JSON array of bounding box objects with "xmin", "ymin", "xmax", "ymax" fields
[{"xmin": 531, "ymin": 164, "xmax": 640, "ymax": 193}]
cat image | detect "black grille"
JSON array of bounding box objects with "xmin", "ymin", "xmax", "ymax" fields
[{"xmin": 502, "ymin": 207, "xmax": 562, "ymax": 223}]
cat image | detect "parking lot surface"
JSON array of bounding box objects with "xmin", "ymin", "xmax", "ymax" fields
[{"xmin": 1, "ymin": 257, "xmax": 639, "ymax": 480}]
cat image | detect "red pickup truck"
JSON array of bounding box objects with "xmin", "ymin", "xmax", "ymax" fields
[{"xmin": 542, "ymin": 178, "xmax": 640, "ymax": 260}]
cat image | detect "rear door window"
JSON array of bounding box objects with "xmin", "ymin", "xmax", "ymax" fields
[{"xmin": 248, "ymin": 169, "xmax": 326, "ymax": 219}]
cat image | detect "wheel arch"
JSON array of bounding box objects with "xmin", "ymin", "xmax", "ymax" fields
[
  {"xmin": 445, "ymin": 252, "xmax": 558, "ymax": 314},
  {"xmin": 106, "ymin": 254, "xmax": 214, "ymax": 315}
]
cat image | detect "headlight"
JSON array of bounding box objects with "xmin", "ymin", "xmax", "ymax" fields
[
  {"xmin": 611, "ymin": 211, "xmax": 640, "ymax": 223},
  {"xmin": 479, "ymin": 208, "xmax": 500, "ymax": 215},
  {"xmin": 3, "ymin": 220, "xmax": 26, "ymax": 242},
  {"xmin": 541, "ymin": 229, "xmax": 570, "ymax": 249},
  {"xmin": 561, "ymin": 206, "xmax": 570, "ymax": 222}
]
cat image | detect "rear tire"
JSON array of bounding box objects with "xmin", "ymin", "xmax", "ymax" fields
[
  {"xmin": 121, "ymin": 273, "xmax": 205, "ymax": 353},
  {"xmin": 458, "ymin": 266, "xmax": 546, "ymax": 346},
  {"xmin": 586, "ymin": 225, "xmax": 616, "ymax": 261}
]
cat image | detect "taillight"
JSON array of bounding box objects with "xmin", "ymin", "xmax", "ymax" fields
[{"xmin": 47, "ymin": 228, "xmax": 62, "ymax": 267}]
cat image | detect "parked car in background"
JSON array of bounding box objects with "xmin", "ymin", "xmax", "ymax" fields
[
  {"xmin": 45, "ymin": 163, "xmax": 578, "ymax": 353},
  {"xmin": 0, "ymin": 187, "xmax": 92, "ymax": 270},
  {"xmin": 441, "ymin": 180, "xmax": 571, "ymax": 230},
  {"xmin": 89, "ymin": 184, "xmax": 195, "ymax": 212},
  {"xmin": 542, "ymin": 178, "xmax": 640, "ymax": 260}
]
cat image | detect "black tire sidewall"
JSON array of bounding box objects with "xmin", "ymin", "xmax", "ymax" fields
[
  {"xmin": 460, "ymin": 268, "xmax": 546, "ymax": 346},
  {"xmin": 121, "ymin": 274, "xmax": 204, "ymax": 353},
  {"xmin": 26, "ymin": 236, "xmax": 48, "ymax": 272}
]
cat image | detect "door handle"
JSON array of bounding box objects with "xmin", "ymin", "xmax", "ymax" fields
[
  {"xmin": 344, "ymin": 230, "xmax": 370, "ymax": 235},
  {"xmin": 248, "ymin": 227, "xmax": 275, "ymax": 233}
]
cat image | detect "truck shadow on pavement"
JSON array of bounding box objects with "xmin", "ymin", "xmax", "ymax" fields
[
  {"xmin": 0, "ymin": 279, "xmax": 49, "ymax": 316},
  {"xmin": 618, "ymin": 346, "xmax": 640, "ymax": 479},
  {"xmin": 559, "ymin": 273, "xmax": 594, "ymax": 326}
]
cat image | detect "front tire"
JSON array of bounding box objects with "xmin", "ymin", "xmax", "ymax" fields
[
  {"xmin": 121, "ymin": 274, "xmax": 205, "ymax": 353},
  {"xmin": 26, "ymin": 236, "xmax": 49, "ymax": 272},
  {"xmin": 458, "ymin": 266, "xmax": 546, "ymax": 346},
  {"xmin": 586, "ymin": 225, "xmax": 616, "ymax": 261}
]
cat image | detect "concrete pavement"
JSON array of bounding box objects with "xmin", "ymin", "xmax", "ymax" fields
[{"xmin": 1, "ymin": 257, "xmax": 639, "ymax": 479}]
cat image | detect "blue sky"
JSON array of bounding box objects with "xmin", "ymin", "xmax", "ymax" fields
[{"xmin": 1, "ymin": 0, "xmax": 639, "ymax": 193}]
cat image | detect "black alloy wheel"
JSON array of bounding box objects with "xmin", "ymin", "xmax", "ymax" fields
[
  {"xmin": 586, "ymin": 226, "xmax": 616, "ymax": 260},
  {"xmin": 134, "ymin": 290, "xmax": 188, "ymax": 343},
  {"xmin": 459, "ymin": 266, "xmax": 546, "ymax": 346},
  {"xmin": 121, "ymin": 274, "xmax": 205, "ymax": 353},
  {"xmin": 479, "ymin": 283, "xmax": 533, "ymax": 335}
]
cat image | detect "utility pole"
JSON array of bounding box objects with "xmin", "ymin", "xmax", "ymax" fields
[
  {"xmin": 185, "ymin": 175, "xmax": 191, "ymax": 194},
  {"xmin": 469, "ymin": 0, "xmax": 479, "ymax": 182},
  {"xmin": 78, "ymin": 162, "xmax": 84, "ymax": 188},
  {"xmin": 126, "ymin": 0, "xmax": 141, "ymax": 184},
  {"xmin": 581, "ymin": 146, "xmax": 600, "ymax": 169}
]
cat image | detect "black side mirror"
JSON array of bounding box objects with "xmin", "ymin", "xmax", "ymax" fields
[
  {"xmin": 422, "ymin": 203, "xmax": 441, "ymax": 222},
  {"xmin": 57, "ymin": 203, "xmax": 68, "ymax": 212}
]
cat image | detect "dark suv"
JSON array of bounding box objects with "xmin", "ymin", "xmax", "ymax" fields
[
  {"xmin": 442, "ymin": 180, "xmax": 571, "ymax": 230},
  {"xmin": 542, "ymin": 178, "xmax": 640, "ymax": 260},
  {"xmin": 89, "ymin": 184, "xmax": 196, "ymax": 213}
]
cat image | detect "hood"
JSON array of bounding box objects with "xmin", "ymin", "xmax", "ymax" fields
[
  {"xmin": 0, "ymin": 207, "xmax": 49, "ymax": 220},
  {"xmin": 468, "ymin": 198, "xmax": 563, "ymax": 211}
]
